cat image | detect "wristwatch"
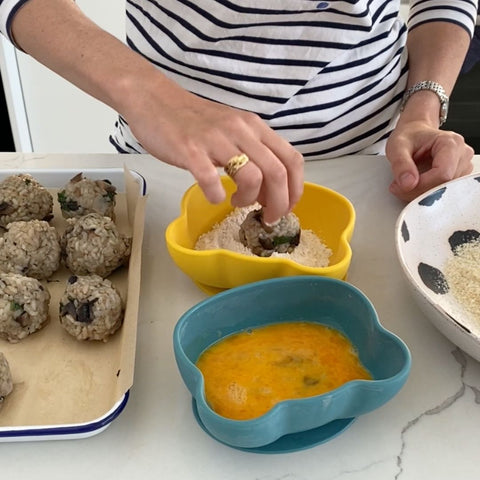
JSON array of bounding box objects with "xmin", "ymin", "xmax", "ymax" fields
[{"xmin": 400, "ymin": 81, "xmax": 449, "ymax": 127}]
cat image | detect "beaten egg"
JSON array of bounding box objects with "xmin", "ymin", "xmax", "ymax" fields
[{"xmin": 196, "ymin": 321, "xmax": 372, "ymax": 420}]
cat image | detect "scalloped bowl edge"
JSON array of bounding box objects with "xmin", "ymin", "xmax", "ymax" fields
[
  {"xmin": 165, "ymin": 178, "xmax": 356, "ymax": 291},
  {"xmin": 173, "ymin": 276, "xmax": 411, "ymax": 448}
]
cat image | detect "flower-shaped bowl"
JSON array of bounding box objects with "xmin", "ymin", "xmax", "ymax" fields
[
  {"xmin": 165, "ymin": 176, "xmax": 355, "ymax": 294},
  {"xmin": 396, "ymin": 172, "xmax": 480, "ymax": 362},
  {"xmin": 173, "ymin": 275, "xmax": 411, "ymax": 451}
]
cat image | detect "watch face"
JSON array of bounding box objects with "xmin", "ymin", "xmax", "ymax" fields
[
  {"xmin": 441, "ymin": 101, "xmax": 449, "ymax": 118},
  {"xmin": 440, "ymin": 101, "xmax": 449, "ymax": 125}
]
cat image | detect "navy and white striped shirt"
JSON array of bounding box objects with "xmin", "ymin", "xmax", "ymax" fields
[{"xmin": 1, "ymin": 0, "xmax": 478, "ymax": 158}]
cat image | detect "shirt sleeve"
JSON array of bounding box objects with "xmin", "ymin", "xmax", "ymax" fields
[
  {"xmin": 0, "ymin": 0, "xmax": 33, "ymax": 47},
  {"xmin": 408, "ymin": 0, "xmax": 479, "ymax": 37}
]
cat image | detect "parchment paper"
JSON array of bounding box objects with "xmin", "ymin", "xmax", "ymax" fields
[{"xmin": 0, "ymin": 167, "xmax": 147, "ymax": 427}]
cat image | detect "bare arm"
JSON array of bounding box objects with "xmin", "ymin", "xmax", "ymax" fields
[
  {"xmin": 400, "ymin": 21, "xmax": 471, "ymax": 125},
  {"xmin": 11, "ymin": 1, "xmax": 157, "ymax": 118},
  {"xmin": 386, "ymin": 21, "xmax": 475, "ymax": 200},
  {"xmin": 11, "ymin": 0, "xmax": 304, "ymax": 224}
]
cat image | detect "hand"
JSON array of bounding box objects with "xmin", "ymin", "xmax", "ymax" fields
[
  {"xmin": 385, "ymin": 119, "xmax": 474, "ymax": 202},
  {"xmin": 10, "ymin": 0, "xmax": 303, "ymax": 225},
  {"xmin": 123, "ymin": 75, "xmax": 304, "ymax": 224}
]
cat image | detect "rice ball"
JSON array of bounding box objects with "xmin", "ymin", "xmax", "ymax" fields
[
  {"xmin": 57, "ymin": 173, "xmax": 117, "ymax": 219},
  {"xmin": 0, "ymin": 272, "xmax": 51, "ymax": 343},
  {"xmin": 61, "ymin": 213, "xmax": 131, "ymax": 277},
  {"xmin": 239, "ymin": 208, "xmax": 301, "ymax": 257},
  {"xmin": 0, "ymin": 173, "xmax": 54, "ymax": 227},
  {"xmin": 59, "ymin": 275, "xmax": 123, "ymax": 341},
  {"xmin": 0, "ymin": 220, "xmax": 61, "ymax": 279},
  {"xmin": 0, "ymin": 352, "xmax": 13, "ymax": 409}
]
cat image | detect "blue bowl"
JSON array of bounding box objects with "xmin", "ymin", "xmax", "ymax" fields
[{"xmin": 173, "ymin": 276, "xmax": 411, "ymax": 450}]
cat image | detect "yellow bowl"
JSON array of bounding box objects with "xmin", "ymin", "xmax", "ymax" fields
[{"xmin": 165, "ymin": 176, "xmax": 355, "ymax": 294}]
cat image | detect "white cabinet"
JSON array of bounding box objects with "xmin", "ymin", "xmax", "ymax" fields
[{"xmin": 0, "ymin": 0, "xmax": 125, "ymax": 153}]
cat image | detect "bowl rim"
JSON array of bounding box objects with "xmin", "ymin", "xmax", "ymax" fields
[
  {"xmin": 165, "ymin": 179, "xmax": 356, "ymax": 272},
  {"xmin": 394, "ymin": 171, "xmax": 480, "ymax": 342},
  {"xmin": 173, "ymin": 275, "xmax": 412, "ymax": 427}
]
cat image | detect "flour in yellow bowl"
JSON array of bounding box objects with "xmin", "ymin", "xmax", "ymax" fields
[{"xmin": 196, "ymin": 322, "xmax": 372, "ymax": 420}]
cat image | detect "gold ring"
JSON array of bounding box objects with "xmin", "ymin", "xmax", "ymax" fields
[{"xmin": 224, "ymin": 153, "xmax": 250, "ymax": 178}]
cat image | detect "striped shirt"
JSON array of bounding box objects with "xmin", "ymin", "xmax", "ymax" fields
[{"xmin": 1, "ymin": 0, "xmax": 478, "ymax": 159}]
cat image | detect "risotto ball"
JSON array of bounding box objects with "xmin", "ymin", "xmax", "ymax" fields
[
  {"xmin": 61, "ymin": 213, "xmax": 131, "ymax": 277},
  {"xmin": 57, "ymin": 172, "xmax": 117, "ymax": 219},
  {"xmin": 0, "ymin": 220, "xmax": 61, "ymax": 279},
  {"xmin": 59, "ymin": 275, "xmax": 123, "ymax": 341},
  {"xmin": 0, "ymin": 174, "xmax": 53, "ymax": 227},
  {"xmin": 0, "ymin": 352, "xmax": 13, "ymax": 409},
  {"xmin": 0, "ymin": 272, "xmax": 51, "ymax": 343},
  {"xmin": 239, "ymin": 208, "xmax": 301, "ymax": 257}
]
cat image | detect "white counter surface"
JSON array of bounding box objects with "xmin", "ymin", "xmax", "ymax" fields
[{"xmin": 1, "ymin": 153, "xmax": 480, "ymax": 480}]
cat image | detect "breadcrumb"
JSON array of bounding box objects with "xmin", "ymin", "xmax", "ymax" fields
[
  {"xmin": 195, "ymin": 204, "xmax": 332, "ymax": 268},
  {"xmin": 444, "ymin": 240, "xmax": 480, "ymax": 323}
]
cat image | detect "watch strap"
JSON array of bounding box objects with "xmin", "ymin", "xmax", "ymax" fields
[{"xmin": 400, "ymin": 81, "xmax": 449, "ymax": 127}]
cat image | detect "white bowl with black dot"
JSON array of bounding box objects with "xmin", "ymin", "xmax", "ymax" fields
[{"xmin": 395, "ymin": 172, "xmax": 480, "ymax": 362}]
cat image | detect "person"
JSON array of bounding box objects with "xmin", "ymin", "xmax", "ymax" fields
[
  {"xmin": 461, "ymin": 6, "xmax": 480, "ymax": 73},
  {"xmin": 0, "ymin": 0, "xmax": 477, "ymax": 224}
]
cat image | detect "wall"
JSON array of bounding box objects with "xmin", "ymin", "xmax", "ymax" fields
[{"xmin": 0, "ymin": 0, "xmax": 125, "ymax": 153}]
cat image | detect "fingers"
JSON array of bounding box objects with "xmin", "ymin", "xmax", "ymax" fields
[
  {"xmin": 388, "ymin": 131, "xmax": 474, "ymax": 202},
  {"xmin": 228, "ymin": 161, "xmax": 263, "ymax": 207},
  {"xmin": 387, "ymin": 144, "xmax": 420, "ymax": 199},
  {"xmin": 186, "ymin": 150, "xmax": 228, "ymax": 205},
  {"xmin": 201, "ymin": 112, "xmax": 303, "ymax": 224},
  {"xmin": 238, "ymin": 115, "xmax": 304, "ymax": 223},
  {"xmin": 420, "ymin": 135, "xmax": 474, "ymax": 186},
  {"xmin": 261, "ymin": 133, "xmax": 304, "ymax": 222},
  {"xmin": 127, "ymin": 85, "xmax": 303, "ymax": 217},
  {"xmin": 156, "ymin": 99, "xmax": 304, "ymax": 222},
  {"xmin": 184, "ymin": 136, "xmax": 303, "ymax": 224},
  {"xmin": 226, "ymin": 136, "xmax": 304, "ymax": 224}
]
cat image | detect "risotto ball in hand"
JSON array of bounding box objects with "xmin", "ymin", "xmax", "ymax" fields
[
  {"xmin": 239, "ymin": 207, "xmax": 301, "ymax": 257},
  {"xmin": 59, "ymin": 275, "xmax": 123, "ymax": 342},
  {"xmin": 0, "ymin": 272, "xmax": 51, "ymax": 343},
  {"xmin": 0, "ymin": 220, "xmax": 61, "ymax": 279},
  {"xmin": 57, "ymin": 173, "xmax": 117, "ymax": 220},
  {"xmin": 61, "ymin": 213, "xmax": 131, "ymax": 277},
  {"xmin": 0, "ymin": 174, "xmax": 53, "ymax": 227}
]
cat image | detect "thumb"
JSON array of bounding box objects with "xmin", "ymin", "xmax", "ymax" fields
[{"xmin": 388, "ymin": 153, "xmax": 419, "ymax": 193}]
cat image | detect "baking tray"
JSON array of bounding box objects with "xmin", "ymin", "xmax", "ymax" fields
[{"xmin": 0, "ymin": 167, "xmax": 147, "ymax": 441}]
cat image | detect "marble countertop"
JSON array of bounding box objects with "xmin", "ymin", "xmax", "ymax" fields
[{"xmin": 1, "ymin": 152, "xmax": 479, "ymax": 480}]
